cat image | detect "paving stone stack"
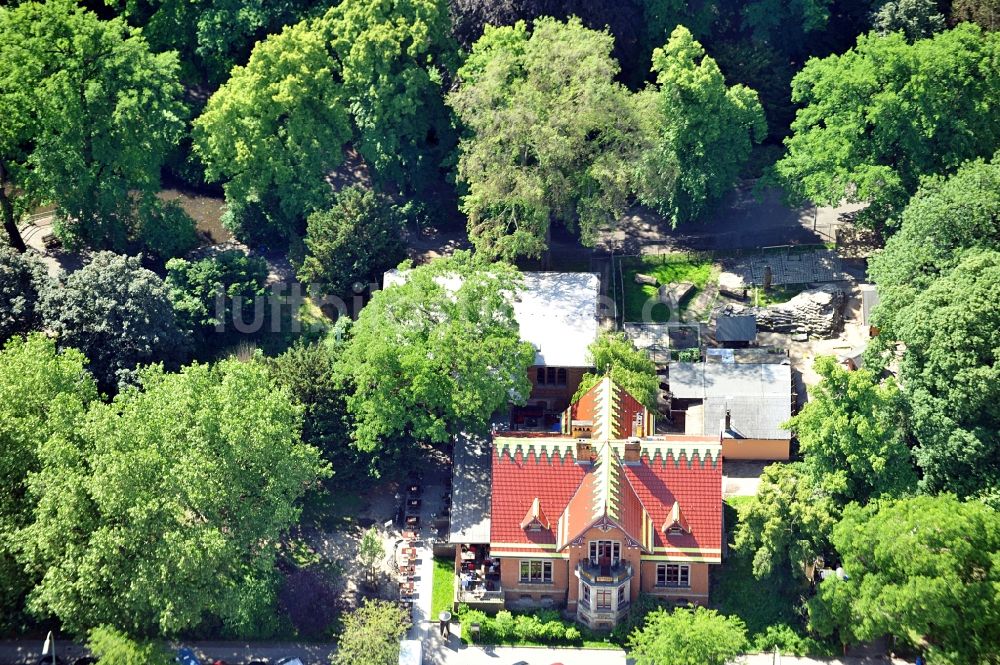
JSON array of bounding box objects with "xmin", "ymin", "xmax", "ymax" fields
[{"xmin": 720, "ymin": 284, "xmax": 846, "ymax": 339}]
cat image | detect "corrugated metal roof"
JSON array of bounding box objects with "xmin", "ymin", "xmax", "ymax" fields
[
  {"xmin": 449, "ymin": 433, "xmax": 493, "ymax": 544},
  {"xmin": 668, "ymin": 362, "xmax": 791, "ymax": 400}
]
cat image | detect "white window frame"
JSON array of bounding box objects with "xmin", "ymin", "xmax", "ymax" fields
[
  {"xmin": 519, "ymin": 559, "xmax": 553, "ymax": 583},
  {"xmin": 656, "ymin": 563, "xmax": 690, "ymax": 588},
  {"xmin": 588, "ymin": 540, "xmax": 621, "ymax": 566}
]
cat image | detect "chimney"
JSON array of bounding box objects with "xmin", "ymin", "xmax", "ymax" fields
[
  {"xmin": 724, "ymin": 409, "xmax": 731, "ymax": 432},
  {"xmin": 575, "ymin": 440, "xmax": 594, "ymax": 462},
  {"xmin": 623, "ymin": 439, "xmax": 641, "ymax": 463}
]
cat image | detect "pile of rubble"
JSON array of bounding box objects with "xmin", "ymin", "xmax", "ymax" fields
[{"xmin": 720, "ymin": 284, "xmax": 847, "ymax": 339}]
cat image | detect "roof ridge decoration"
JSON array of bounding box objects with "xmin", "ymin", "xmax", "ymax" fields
[{"xmin": 520, "ymin": 497, "xmax": 551, "ymax": 530}]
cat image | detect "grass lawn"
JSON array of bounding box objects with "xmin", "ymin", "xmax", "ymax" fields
[
  {"xmin": 751, "ymin": 285, "xmax": 805, "ymax": 307},
  {"xmin": 432, "ymin": 557, "xmax": 455, "ymax": 617},
  {"xmin": 620, "ymin": 254, "xmax": 717, "ymax": 323}
]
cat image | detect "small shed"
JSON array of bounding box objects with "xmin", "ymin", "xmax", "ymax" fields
[{"xmin": 715, "ymin": 314, "xmax": 757, "ymax": 346}]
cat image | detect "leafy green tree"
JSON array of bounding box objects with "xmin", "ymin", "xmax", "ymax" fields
[
  {"xmin": 0, "ymin": 0, "xmax": 186, "ymax": 252},
  {"xmin": 952, "ymin": 0, "xmax": 1000, "ymax": 30},
  {"xmin": 41, "ymin": 252, "xmax": 187, "ymax": 391},
  {"xmin": 868, "ymin": 156, "xmax": 1000, "ymax": 340},
  {"xmin": 873, "ymin": 0, "xmax": 946, "ymax": 40},
  {"xmin": 86, "ymin": 625, "xmax": 172, "ymax": 665},
  {"xmin": 787, "ymin": 356, "xmax": 915, "ymax": 503},
  {"xmin": 890, "ymin": 250, "xmax": 1000, "ymax": 497},
  {"xmin": 111, "ymin": 0, "xmax": 321, "ymax": 84},
  {"xmin": 634, "ymin": 26, "xmax": 765, "ymax": 226},
  {"xmin": 337, "ymin": 252, "xmax": 535, "ymax": 455},
  {"xmin": 0, "ymin": 247, "xmax": 48, "ymax": 345},
  {"xmin": 166, "ymin": 249, "xmax": 268, "ymax": 350},
  {"xmin": 809, "ymin": 495, "xmax": 1000, "ymax": 664},
  {"xmin": 269, "ymin": 341, "xmax": 355, "ymax": 475},
  {"xmin": 734, "ymin": 463, "xmax": 838, "ymax": 580},
  {"xmin": 136, "ymin": 199, "xmax": 198, "ymax": 263},
  {"xmin": 573, "ymin": 333, "xmax": 659, "ymax": 409},
  {"xmin": 775, "ymin": 24, "xmax": 1000, "ymax": 225},
  {"xmin": 0, "ymin": 335, "xmax": 96, "ymax": 632},
  {"xmin": 449, "ymin": 18, "xmax": 639, "ymax": 260},
  {"xmin": 17, "ymin": 360, "xmax": 329, "ymax": 636},
  {"xmin": 322, "ymin": 0, "xmax": 457, "ymax": 189},
  {"xmin": 629, "ymin": 606, "xmax": 748, "ymax": 665},
  {"xmin": 194, "ymin": 17, "xmax": 351, "ymax": 244},
  {"xmin": 298, "ymin": 187, "xmax": 405, "ymax": 297},
  {"xmin": 358, "ymin": 526, "xmax": 385, "ymax": 581},
  {"xmin": 740, "ymin": 0, "xmax": 833, "ymax": 47},
  {"xmin": 332, "ymin": 599, "xmax": 409, "ymax": 665}
]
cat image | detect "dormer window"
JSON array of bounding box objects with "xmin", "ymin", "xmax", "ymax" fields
[
  {"xmin": 661, "ymin": 501, "xmax": 691, "ymax": 536},
  {"xmin": 520, "ymin": 497, "xmax": 550, "ymax": 532}
]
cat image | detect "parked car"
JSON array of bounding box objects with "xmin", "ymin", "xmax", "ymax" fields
[
  {"xmin": 275, "ymin": 659, "xmax": 304, "ymax": 665},
  {"xmin": 71, "ymin": 659, "xmax": 97, "ymax": 665},
  {"xmin": 176, "ymin": 648, "xmax": 200, "ymax": 665}
]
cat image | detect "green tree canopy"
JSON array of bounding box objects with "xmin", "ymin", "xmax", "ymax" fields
[
  {"xmin": 890, "ymin": 250, "xmax": 1000, "ymax": 497},
  {"xmin": 193, "ymin": 17, "xmax": 351, "ymax": 244},
  {"xmin": 775, "ymin": 24, "xmax": 1000, "ymax": 225},
  {"xmin": 0, "ymin": 335, "xmax": 96, "ymax": 631},
  {"xmin": 734, "ymin": 462, "xmax": 838, "ymax": 580},
  {"xmin": 110, "ymin": 0, "xmax": 320, "ymax": 84},
  {"xmin": 573, "ymin": 333, "xmax": 659, "ymax": 410},
  {"xmin": 337, "ymin": 252, "xmax": 535, "ymax": 456},
  {"xmin": 41, "ymin": 252, "xmax": 188, "ymax": 391},
  {"xmin": 86, "ymin": 625, "xmax": 172, "ymax": 665},
  {"xmin": 0, "ymin": 247, "xmax": 48, "ymax": 346},
  {"xmin": 269, "ymin": 341, "xmax": 357, "ymax": 478},
  {"xmin": 872, "ymin": 0, "xmax": 946, "ymax": 40},
  {"xmin": 17, "ymin": 359, "xmax": 329, "ymax": 636},
  {"xmin": 166, "ymin": 249, "xmax": 269, "ymax": 351},
  {"xmin": 868, "ymin": 155, "xmax": 1000, "ymax": 339},
  {"xmin": 634, "ymin": 26, "xmax": 766, "ymax": 226},
  {"xmin": 449, "ymin": 18, "xmax": 639, "ymax": 260},
  {"xmin": 297, "ymin": 186, "xmax": 405, "ymax": 297},
  {"xmin": 808, "ymin": 495, "xmax": 1000, "ymax": 663},
  {"xmin": 952, "ymin": 0, "xmax": 1000, "ymax": 30},
  {"xmin": 333, "ymin": 599, "xmax": 409, "ymax": 665},
  {"xmin": 787, "ymin": 356, "xmax": 915, "ymax": 503},
  {"xmin": 322, "ymin": 0, "xmax": 457, "ymax": 189},
  {"xmin": 0, "ymin": 0, "xmax": 186, "ymax": 251},
  {"xmin": 629, "ymin": 606, "xmax": 748, "ymax": 665}
]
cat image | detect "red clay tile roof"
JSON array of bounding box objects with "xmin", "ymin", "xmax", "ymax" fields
[{"xmin": 490, "ymin": 441, "xmax": 722, "ymax": 559}]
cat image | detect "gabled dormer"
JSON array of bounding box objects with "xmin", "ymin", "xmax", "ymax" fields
[
  {"xmin": 661, "ymin": 500, "xmax": 691, "ymax": 536},
  {"xmin": 520, "ymin": 497, "xmax": 551, "ymax": 532}
]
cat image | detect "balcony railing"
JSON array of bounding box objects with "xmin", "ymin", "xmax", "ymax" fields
[
  {"xmin": 454, "ymin": 577, "xmax": 504, "ymax": 604},
  {"xmin": 576, "ymin": 560, "xmax": 634, "ymax": 585}
]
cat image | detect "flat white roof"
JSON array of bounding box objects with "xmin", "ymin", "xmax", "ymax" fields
[
  {"xmin": 383, "ymin": 269, "xmax": 600, "ymax": 367},
  {"xmin": 669, "ymin": 362, "xmax": 791, "ymax": 400}
]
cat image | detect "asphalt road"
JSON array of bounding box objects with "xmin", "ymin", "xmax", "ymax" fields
[{"xmin": 0, "ymin": 640, "xmax": 338, "ymax": 665}]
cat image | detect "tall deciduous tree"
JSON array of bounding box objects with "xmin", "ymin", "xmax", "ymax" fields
[
  {"xmin": 298, "ymin": 186, "xmax": 405, "ymax": 298},
  {"xmin": 337, "ymin": 252, "xmax": 535, "ymax": 456},
  {"xmin": 775, "ymin": 24, "xmax": 1000, "ymax": 225},
  {"xmin": 734, "ymin": 463, "xmax": 838, "ymax": 580},
  {"xmin": 573, "ymin": 333, "xmax": 659, "ymax": 409},
  {"xmin": 634, "ymin": 26, "xmax": 765, "ymax": 226},
  {"xmin": 808, "ymin": 495, "xmax": 1000, "ymax": 664},
  {"xmin": 41, "ymin": 252, "xmax": 188, "ymax": 391},
  {"xmin": 0, "ymin": 0, "xmax": 185, "ymax": 251},
  {"xmin": 787, "ymin": 356, "xmax": 915, "ymax": 503},
  {"xmin": 0, "ymin": 247, "xmax": 49, "ymax": 346},
  {"xmin": 194, "ymin": 18, "xmax": 351, "ymax": 244},
  {"xmin": 449, "ymin": 18, "xmax": 639, "ymax": 260},
  {"xmin": 629, "ymin": 606, "xmax": 748, "ymax": 665},
  {"xmin": 333, "ymin": 599, "xmax": 409, "ymax": 665},
  {"xmin": 868, "ymin": 156, "xmax": 1000, "ymax": 340},
  {"xmin": 166, "ymin": 249, "xmax": 269, "ymax": 351},
  {"xmin": 872, "ymin": 0, "xmax": 946, "ymax": 40},
  {"xmin": 17, "ymin": 360, "xmax": 329, "ymax": 636},
  {"xmin": 0, "ymin": 335, "xmax": 96, "ymax": 632},
  {"xmin": 322, "ymin": 0, "xmax": 457, "ymax": 190},
  {"xmin": 891, "ymin": 250, "xmax": 1000, "ymax": 498},
  {"xmin": 86, "ymin": 626, "xmax": 172, "ymax": 665},
  {"xmin": 952, "ymin": 0, "xmax": 1000, "ymax": 31}
]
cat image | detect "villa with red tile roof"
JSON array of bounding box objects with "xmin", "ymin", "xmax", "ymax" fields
[{"xmin": 450, "ymin": 377, "xmax": 723, "ymax": 629}]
